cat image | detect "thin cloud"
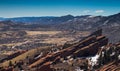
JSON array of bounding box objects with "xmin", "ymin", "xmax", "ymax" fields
[
  {"xmin": 83, "ymin": 10, "xmax": 90, "ymax": 13},
  {"xmin": 95, "ymin": 10, "xmax": 104, "ymax": 13}
]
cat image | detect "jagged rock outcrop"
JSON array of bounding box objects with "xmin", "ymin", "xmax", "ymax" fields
[
  {"xmin": 28, "ymin": 29, "xmax": 108, "ymax": 71},
  {"xmin": 97, "ymin": 43, "xmax": 120, "ymax": 71},
  {"xmin": 98, "ymin": 61, "xmax": 120, "ymax": 71},
  {"xmin": 1, "ymin": 29, "xmax": 120, "ymax": 71}
]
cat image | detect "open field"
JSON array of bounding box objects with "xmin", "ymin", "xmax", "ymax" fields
[
  {"xmin": 26, "ymin": 31, "xmax": 61, "ymax": 36},
  {"xmin": 43, "ymin": 37, "xmax": 74, "ymax": 45}
]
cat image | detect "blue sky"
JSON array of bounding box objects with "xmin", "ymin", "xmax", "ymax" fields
[{"xmin": 0, "ymin": 0, "xmax": 120, "ymax": 18}]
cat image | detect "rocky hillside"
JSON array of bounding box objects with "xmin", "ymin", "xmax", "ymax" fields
[{"xmin": 0, "ymin": 29, "xmax": 119, "ymax": 71}]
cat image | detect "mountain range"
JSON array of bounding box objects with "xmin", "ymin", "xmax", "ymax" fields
[
  {"xmin": 0, "ymin": 13, "xmax": 120, "ymax": 26},
  {"xmin": 0, "ymin": 13, "xmax": 120, "ymax": 43},
  {"xmin": 0, "ymin": 13, "xmax": 120, "ymax": 29}
]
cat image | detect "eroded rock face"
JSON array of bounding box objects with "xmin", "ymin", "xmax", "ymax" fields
[
  {"xmin": 2, "ymin": 29, "xmax": 119, "ymax": 71},
  {"xmin": 97, "ymin": 43, "xmax": 120, "ymax": 71},
  {"xmin": 28, "ymin": 29, "xmax": 110, "ymax": 71},
  {"xmin": 98, "ymin": 60, "xmax": 120, "ymax": 71}
]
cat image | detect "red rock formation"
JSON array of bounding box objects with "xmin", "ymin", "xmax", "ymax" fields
[
  {"xmin": 28, "ymin": 36, "xmax": 97, "ymax": 68},
  {"xmin": 73, "ymin": 38, "xmax": 108, "ymax": 57},
  {"xmin": 98, "ymin": 60, "xmax": 120, "ymax": 71},
  {"xmin": 28, "ymin": 29, "xmax": 109, "ymax": 71},
  {"xmin": 1, "ymin": 67, "xmax": 14, "ymax": 71},
  {"xmin": 0, "ymin": 50, "xmax": 26, "ymax": 63},
  {"xmin": 38, "ymin": 62, "xmax": 53, "ymax": 71}
]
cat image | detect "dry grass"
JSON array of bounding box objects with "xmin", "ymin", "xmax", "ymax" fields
[
  {"xmin": 1, "ymin": 48, "xmax": 37, "ymax": 67},
  {"xmin": 1, "ymin": 46, "xmax": 52, "ymax": 67},
  {"xmin": 77, "ymin": 31, "xmax": 90, "ymax": 37},
  {"xmin": 43, "ymin": 37, "xmax": 74, "ymax": 45},
  {"xmin": 0, "ymin": 42, "xmax": 22, "ymax": 47},
  {"xmin": 26, "ymin": 31, "xmax": 61, "ymax": 36}
]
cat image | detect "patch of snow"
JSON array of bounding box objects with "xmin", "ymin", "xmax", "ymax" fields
[
  {"xmin": 118, "ymin": 55, "xmax": 120, "ymax": 60},
  {"xmin": 102, "ymin": 51, "xmax": 104, "ymax": 55},
  {"xmin": 106, "ymin": 47, "xmax": 110, "ymax": 51},
  {"xmin": 110, "ymin": 52, "xmax": 115, "ymax": 56},
  {"xmin": 12, "ymin": 46, "xmax": 15, "ymax": 49},
  {"xmin": 67, "ymin": 56, "xmax": 71, "ymax": 59},
  {"xmin": 62, "ymin": 60, "xmax": 67, "ymax": 63},
  {"xmin": 111, "ymin": 23, "xmax": 119, "ymax": 27},
  {"xmin": 88, "ymin": 54, "xmax": 100, "ymax": 66},
  {"xmin": 69, "ymin": 58, "xmax": 74, "ymax": 61},
  {"xmin": 68, "ymin": 19, "xmax": 72, "ymax": 22},
  {"xmin": 103, "ymin": 20, "xmax": 109, "ymax": 25},
  {"xmin": 34, "ymin": 52, "xmax": 43, "ymax": 59},
  {"xmin": 102, "ymin": 52, "xmax": 104, "ymax": 56},
  {"xmin": 101, "ymin": 46, "xmax": 105, "ymax": 49},
  {"xmin": 75, "ymin": 67, "xmax": 84, "ymax": 71},
  {"xmin": 88, "ymin": 15, "xmax": 96, "ymax": 18}
]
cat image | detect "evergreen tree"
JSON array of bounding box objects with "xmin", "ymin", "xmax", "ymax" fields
[{"xmin": 9, "ymin": 61, "xmax": 13, "ymax": 67}]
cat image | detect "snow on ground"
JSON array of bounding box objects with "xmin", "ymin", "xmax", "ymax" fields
[
  {"xmin": 88, "ymin": 54, "xmax": 100, "ymax": 66},
  {"xmin": 34, "ymin": 52, "xmax": 43, "ymax": 59},
  {"xmin": 110, "ymin": 52, "xmax": 115, "ymax": 56},
  {"xmin": 75, "ymin": 67, "xmax": 84, "ymax": 71},
  {"xmin": 118, "ymin": 55, "xmax": 120, "ymax": 60}
]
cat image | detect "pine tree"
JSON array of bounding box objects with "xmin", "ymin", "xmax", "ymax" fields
[{"xmin": 9, "ymin": 61, "xmax": 13, "ymax": 67}]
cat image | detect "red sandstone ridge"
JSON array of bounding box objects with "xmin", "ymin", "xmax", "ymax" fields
[
  {"xmin": 1, "ymin": 29, "xmax": 120, "ymax": 71},
  {"xmin": 28, "ymin": 29, "xmax": 111, "ymax": 71}
]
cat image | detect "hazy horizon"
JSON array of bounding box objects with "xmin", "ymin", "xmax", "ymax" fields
[{"xmin": 0, "ymin": 13, "xmax": 120, "ymax": 18}]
